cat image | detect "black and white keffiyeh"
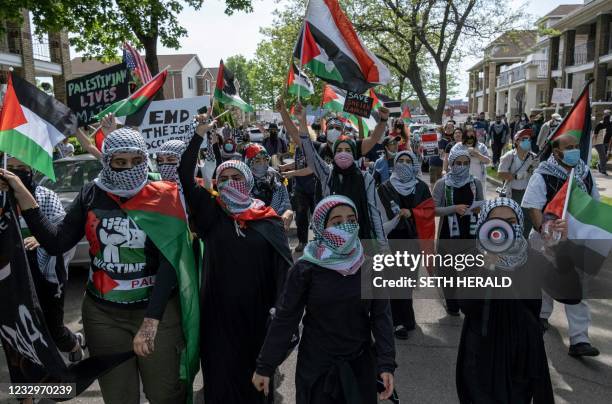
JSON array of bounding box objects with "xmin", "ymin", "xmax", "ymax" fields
[
  {"xmin": 157, "ymin": 139, "xmax": 187, "ymax": 182},
  {"xmin": 535, "ymin": 154, "xmax": 589, "ymax": 192},
  {"xmin": 444, "ymin": 145, "xmax": 473, "ymax": 188},
  {"xmin": 94, "ymin": 127, "xmax": 149, "ymax": 198},
  {"xmin": 390, "ymin": 150, "xmax": 420, "ymax": 196},
  {"xmin": 476, "ymin": 197, "xmax": 528, "ymax": 271}
]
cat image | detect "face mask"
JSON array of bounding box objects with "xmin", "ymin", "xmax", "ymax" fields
[
  {"xmin": 465, "ymin": 138, "xmax": 475, "ymax": 145},
  {"xmin": 158, "ymin": 163, "xmax": 178, "ymax": 182},
  {"xmin": 322, "ymin": 222, "xmax": 360, "ymax": 253},
  {"xmin": 251, "ymin": 163, "xmax": 268, "ymax": 178},
  {"xmin": 334, "ymin": 151, "xmax": 354, "ymax": 169},
  {"xmin": 450, "ymin": 165, "xmax": 470, "ymax": 178},
  {"xmin": 561, "ymin": 149, "xmax": 580, "ymax": 167},
  {"xmin": 496, "ymin": 119, "xmax": 501, "ymax": 123},
  {"xmin": 223, "ymin": 143, "xmax": 235, "ymax": 153},
  {"xmin": 217, "ymin": 179, "xmax": 251, "ymax": 209},
  {"xmin": 519, "ymin": 139, "xmax": 531, "ymax": 151},
  {"xmin": 10, "ymin": 169, "xmax": 34, "ymax": 189},
  {"xmin": 107, "ymin": 162, "xmax": 149, "ymax": 191},
  {"xmin": 327, "ymin": 129, "xmax": 341, "ymax": 143},
  {"xmin": 393, "ymin": 162, "xmax": 415, "ymax": 182},
  {"xmin": 269, "ymin": 130, "xmax": 278, "ymax": 137}
]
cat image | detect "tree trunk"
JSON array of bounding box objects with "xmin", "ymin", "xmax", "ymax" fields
[{"xmin": 141, "ymin": 36, "xmax": 163, "ymax": 100}]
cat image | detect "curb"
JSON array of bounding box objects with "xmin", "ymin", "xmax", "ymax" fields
[{"xmin": 486, "ymin": 175, "xmax": 503, "ymax": 188}]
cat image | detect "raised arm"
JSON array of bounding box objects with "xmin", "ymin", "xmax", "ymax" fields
[
  {"xmin": 295, "ymin": 103, "xmax": 331, "ymax": 182},
  {"xmin": 75, "ymin": 128, "xmax": 102, "ymax": 160},
  {"xmin": 360, "ymin": 107, "xmax": 389, "ymax": 156},
  {"xmin": 276, "ymin": 96, "xmax": 300, "ymax": 145}
]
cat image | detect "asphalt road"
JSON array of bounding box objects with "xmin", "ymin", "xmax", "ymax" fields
[{"xmin": 1, "ymin": 180, "xmax": 611, "ymax": 403}]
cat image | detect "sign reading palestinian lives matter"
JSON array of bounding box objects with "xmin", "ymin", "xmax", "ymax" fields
[
  {"xmin": 66, "ymin": 63, "xmax": 130, "ymax": 126},
  {"xmin": 420, "ymin": 132, "xmax": 439, "ymax": 157},
  {"xmin": 138, "ymin": 95, "xmax": 210, "ymax": 152},
  {"xmin": 0, "ymin": 199, "xmax": 133, "ymax": 397},
  {"xmin": 343, "ymin": 91, "xmax": 374, "ymax": 118}
]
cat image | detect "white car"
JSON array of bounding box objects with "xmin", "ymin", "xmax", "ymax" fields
[{"xmin": 247, "ymin": 127, "xmax": 264, "ymax": 143}]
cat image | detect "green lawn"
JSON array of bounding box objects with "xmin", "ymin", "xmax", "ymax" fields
[
  {"xmin": 602, "ymin": 195, "xmax": 612, "ymax": 206},
  {"xmin": 486, "ymin": 167, "xmax": 501, "ymax": 181}
]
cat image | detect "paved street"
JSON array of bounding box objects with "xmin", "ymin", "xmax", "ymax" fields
[{"xmin": 1, "ymin": 173, "xmax": 611, "ymax": 403}]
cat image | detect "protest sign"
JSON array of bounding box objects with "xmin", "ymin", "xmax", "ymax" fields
[
  {"xmin": 343, "ymin": 91, "xmax": 373, "ymax": 118},
  {"xmin": 420, "ymin": 132, "xmax": 439, "ymax": 158},
  {"xmin": 66, "ymin": 63, "xmax": 130, "ymax": 126},
  {"xmin": 138, "ymin": 96, "xmax": 210, "ymax": 152},
  {"xmin": 551, "ymin": 88, "xmax": 573, "ymax": 105}
]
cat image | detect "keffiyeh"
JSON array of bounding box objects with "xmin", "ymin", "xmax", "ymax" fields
[
  {"xmin": 94, "ymin": 127, "xmax": 149, "ymax": 198},
  {"xmin": 157, "ymin": 139, "xmax": 187, "ymax": 182},
  {"xmin": 390, "ymin": 151, "xmax": 420, "ymax": 196},
  {"xmin": 215, "ymin": 160, "xmax": 263, "ymax": 214},
  {"xmin": 300, "ymin": 195, "xmax": 364, "ymax": 276},
  {"xmin": 476, "ymin": 197, "xmax": 528, "ymax": 271},
  {"xmin": 444, "ymin": 145, "xmax": 472, "ymax": 188},
  {"xmin": 535, "ymin": 154, "xmax": 589, "ymax": 193}
]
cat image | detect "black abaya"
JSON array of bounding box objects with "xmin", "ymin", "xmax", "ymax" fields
[{"xmin": 180, "ymin": 135, "xmax": 292, "ymax": 403}]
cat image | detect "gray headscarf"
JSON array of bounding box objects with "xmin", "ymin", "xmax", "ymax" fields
[
  {"xmin": 390, "ymin": 150, "xmax": 420, "ymax": 196},
  {"xmin": 444, "ymin": 145, "xmax": 472, "ymax": 188},
  {"xmin": 94, "ymin": 127, "xmax": 149, "ymax": 198}
]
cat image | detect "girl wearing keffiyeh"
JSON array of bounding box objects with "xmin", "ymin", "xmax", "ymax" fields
[
  {"xmin": 254, "ymin": 195, "xmax": 397, "ymax": 403},
  {"xmin": 179, "ymin": 117, "xmax": 293, "ymax": 403},
  {"xmin": 433, "ymin": 146, "xmax": 484, "ymax": 315}
]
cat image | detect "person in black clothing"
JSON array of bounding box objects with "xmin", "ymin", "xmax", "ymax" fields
[
  {"xmin": 253, "ymin": 195, "xmax": 396, "ymax": 403},
  {"xmin": 0, "ymin": 128, "xmax": 186, "ymax": 403},
  {"xmin": 179, "ymin": 117, "xmax": 293, "ymax": 403},
  {"xmin": 262, "ymin": 122, "xmax": 288, "ymax": 158},
  {"xmin": 488, "ymin": 115, "xmax": 509, "ymax": 167},
  {"xmin": 376, "ymin": 151, "xmax": 435, "ymax": 339},
  {"xmin": 593, "ymin": 112, "xmax": 611, "ymax": 175},
  {"xmin": 456, "ymin": 197, "xmax": 578, "ymax": 404}
]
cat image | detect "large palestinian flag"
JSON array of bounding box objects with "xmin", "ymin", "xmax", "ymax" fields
[
  {"xmin": 94, "ymin": 68, "xmax": 167, "ymax": 125},
  {"xmin": 214, "ymin": 60, "xmax": 254, "ymax": 112},
  {"xmin": 287, "ymin": 62, "xmax": 314, "ymax": 97},
  {"xmin": 293, "ymin": 0, "xmax": 390, "ymax": 93},
  {"xmin": 544, "ymin": 170, "xmax": 612, "ymax": 274},
  {"xmin": 115, "ymin": 182, "xmax": 200, "ymax": 402},
  {"xmin": 547, "ymin": 81, "xmax": 591, "ymax": 162},
  {"xmin": 0, "ymin": 74, "xmax": 76, "ymax": 181}
]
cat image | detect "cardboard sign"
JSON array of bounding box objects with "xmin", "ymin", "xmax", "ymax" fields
[
  {"xmin": 420, "ymin": 132, "xmax": 439, "ymax": 157},
  {"xmin": 551, "ymin": 88, "xmax": 573, "ymax": 105},
  {"xmin": 66, "ymin": 63, "xmax": 130, "ymax": 126},
  {"xmin": 138, "ymin": 96, "xmax": 210, "ymax": 151},
  {"xmin": 343, "ymin": 91, "xmax": 373, "ymax": 118}
]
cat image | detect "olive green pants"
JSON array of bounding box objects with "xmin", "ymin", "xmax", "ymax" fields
[{"xmin": 82, "ymin": 295, "xmax": 186, "ymax": 404}]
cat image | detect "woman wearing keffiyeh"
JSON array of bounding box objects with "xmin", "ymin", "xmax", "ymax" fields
[
  {"xmin": 456, "ymin": 197, "xmax": 577, "ymax": 404},
  {"xmin": 254, "ymin": 195, "xmax": 397, "ymax": 403},
  {"xmin": 433, "ymin": 146, "xmax": 484, "ymax": 315},
  {"xmin": 179, "ymin": 117, "xmax": 293, "ymax": 403}
]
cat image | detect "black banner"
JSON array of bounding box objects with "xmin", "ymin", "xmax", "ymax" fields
[
  {"xmin": 343, "ymin": 91, "xmax": 373, "ymax": 118},
  {"xmin": 0, "ymin": 196, "xmax": 133, "ymax": 399},
  {"xmin": 66, "ymin": 63, "xmax": 130, "ymax": 126}
]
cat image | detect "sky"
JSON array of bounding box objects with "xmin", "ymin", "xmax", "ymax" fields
[{"xmin": 74, "ymin": 0, "xmax": 585, "ymax": 100}]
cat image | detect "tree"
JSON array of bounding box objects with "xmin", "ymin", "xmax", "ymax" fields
[
  {"xmin": 225, "ymin": 55, "xmax": 254, "ymax": 105},
  {"xmin": 20, "ymin": 1, "xmax": 254, "ymax": 78},
  {"xmin": 348, "ymin": 0, "xmax": 525, "ymax": 123}
]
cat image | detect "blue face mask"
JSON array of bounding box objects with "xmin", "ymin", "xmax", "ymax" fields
[
  {"xmin": 519, "ymin": 139, "xmax": 531, "ymax": 151},
  {"xmin": 561, "ymin": 149, "xmax": 580, "ymax": 167}
]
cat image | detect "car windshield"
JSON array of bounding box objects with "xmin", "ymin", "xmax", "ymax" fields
[{"xmin": 35, "ymin": 158, "xmax": 102, "ymax": 193}]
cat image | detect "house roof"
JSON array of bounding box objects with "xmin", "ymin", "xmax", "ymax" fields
[
  {"xmin": 543, "ymin": 4, "xmax": 582, "ymax": 19},
  {"xmin": 70, "ymin": 53, "xmax": 200, "ymax": 77},
  {"xmin": 198, "ymin": 67, "xmax": 219, "ymax": 79},
  {"xmin": 551, "ymin": 0, "xmax": 611, "ymax": 31}
]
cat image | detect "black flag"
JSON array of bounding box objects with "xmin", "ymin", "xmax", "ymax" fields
[{"xmin": 0, "ymin": 195, "xmax": 133, "ymax": 399}]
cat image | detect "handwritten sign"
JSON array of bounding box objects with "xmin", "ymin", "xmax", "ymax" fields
[
  {"xmin": 66, "ymin": 63, "xmax": 130, "ymax": 126},
  {"xmin": 343, "ymin": 91, "xmax": 373, "ymax": 118},
  {"xmin": 551, "ymin": 88, "xmax": 573, "ymax": 105}
]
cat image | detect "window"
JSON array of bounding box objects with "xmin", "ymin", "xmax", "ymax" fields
[
  {"xmin": 205, "ymin": 79, "xmax": 210, "ymax": 93},
  {"xmin": 188, "ymin": 77, "xmax": 194, "ymax": 89}
]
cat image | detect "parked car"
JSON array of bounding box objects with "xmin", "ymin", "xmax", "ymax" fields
[
  {"xmin": 247, "ymin": 127, "xmax": 264, "ymax": 143},
  {"xmin": 34, "ymin": 154, "xmax": 102, "ymax": 268}
]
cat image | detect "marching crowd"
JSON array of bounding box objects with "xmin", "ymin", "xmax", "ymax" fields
[{"xmin": 0, "ymin": 96, "xmax": 607, "ymax": 404}]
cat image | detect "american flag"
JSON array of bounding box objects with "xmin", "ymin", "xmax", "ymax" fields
[{"xmin": 123, "ymin": 42, "xmax": 152, "ymax": 84}]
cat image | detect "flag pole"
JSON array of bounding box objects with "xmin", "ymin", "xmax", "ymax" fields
[
  {"xmin": 561, "ymin": 168, "xmax": 574, "ymax": 220},
  {"xmin": 2, "ymin": 152, "xmax": 7, "ymax": 207}
]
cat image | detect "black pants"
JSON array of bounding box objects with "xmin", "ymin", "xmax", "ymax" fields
[
  {"xmin": 391, "ymin": 299, "xmax": 416, "ymax": 330},
  {"xmin": 492, "ymin": 141, "xmax": 504, "ymax": 166},
  {"xmin": 28, "ymin": 251, "xmax": 77, "ymax": 352},
  {"xmin": 292, "ymin": 189, "xmax": 316, "ymax": 244},
  {"xmin": 595, "ymin": 144, "xmax": 608, "ymax": 173}
]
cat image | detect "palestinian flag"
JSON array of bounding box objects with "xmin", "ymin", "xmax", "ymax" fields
[
  {"xmin": 293, "ymin": 0, "xmax": 390, "ymax": 93},
  {"xmin": 0, "ymin": 74, "xmax": 76, "ymax": 181},
  {"xmin": 547, "ymin": 80, "xmax": 591, "ymax": 162},
  {"xmin": 287, "ymin": 62, "xmax": 314, "ymax": 97},
  {"xmin": 94, "ymin": 68, "xmax": 167, "ymax": 124},
  {"xmin": 322, "ymin": 85, "xmax": 376, "ymax": 136},
  {"xmin": 413, "ymin": 196, "xmax": 435, "ymax": 274},
  {"xmin": 115, "ymin": 182, "xmax": 200, "ymax": 402},
  {"xmin": 93, "ymin": 127, "xmax": 105, "ymax": 152},
  {"xmin": 214, "ymin": 60, "xmax": 254, "ymax": 112},
  {"xmin": 401, "ymin": 105, "xmax": 412, "ymax": 124},
  {"xmin": 544, "ymin": 170, "xmax": 612, "ymax": 274}
]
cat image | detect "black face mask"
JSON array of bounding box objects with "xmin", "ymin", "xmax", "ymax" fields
[
  {"xmin": 10, "ymin": 169, "xmax": 34, "ymax": 190},
  {"xmin": 465, "ymin": 138, "xmax": 475, "ymax": 145},
  {"xmin": 270, "ymin": 130, "xmax": 278, "ymax": 138}
]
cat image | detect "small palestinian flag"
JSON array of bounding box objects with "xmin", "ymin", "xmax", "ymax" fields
[
  {"xmin": 94, "ymin": 68, "xmax": 167, "ymax": 125},
  {"xmin": 287, "ymin": 62, "xmax": 314, "ymax": 97},
  {"xmin": 401, "ymin": 105, "xmax": 412, "ymax": 124},
  {"xmin": 544, "ymin": 170, "xmax": 612, "ymax": 274},
  {"xmin": 322, "ymin": 85, "xmax": 376, "ymax": 136},
  {"xmin": 293, "ymin": 0, "xmax": 390, "ymax": 94},
  {"xmin": 93, "ymin": 127, "xmax": 105, "ymax": 152},
  {"xmin": 214, "ymin": 60, "xmax": 254, "ymax": 112},
  {"xmin": 0, "ymin": 74, "xmax": 77, "ymax": 181},
  {"xmin": 547, "ymin": 80, "xmax": 591, "ymax": 162}
]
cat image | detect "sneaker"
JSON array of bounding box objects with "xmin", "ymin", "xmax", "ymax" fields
[
  {"xmin": 294, "ymin": 243, "xmax": 306, "ymax": 253},
  {"xmin": 568, "ymin": 342, "xmax": 600, "ymax": 357},
  {"xmin": 394, "ymin": 325, "xmax": 409, "ymax": 340},
  {"xmin": 445, "ymin": 308, "xmax": 460, "ymax": 317},
  {"xmin": 68, "ymin": 333, "xmax": 86, "ymax": 363},
  {"xmin": 539, "ymin": 318, "xmax": 550, "ymax": 333}
]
